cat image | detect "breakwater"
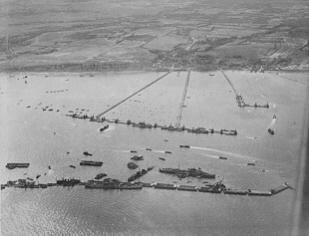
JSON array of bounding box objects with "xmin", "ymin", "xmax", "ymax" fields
[
  {"xmin": 66, "ymin": 114, "xmax": 238, "ymax": 136},
  {"xmin": 1, "ymin": 179, "xmax": 291, "ymax": 198}
]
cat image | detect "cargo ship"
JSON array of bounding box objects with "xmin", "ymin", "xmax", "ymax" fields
[{"xmin": 159, "ymin": 167, "xmax": 215, "ymax": 179}]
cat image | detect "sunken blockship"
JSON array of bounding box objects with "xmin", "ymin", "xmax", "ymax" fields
[
  {"xmin": 128, "ymin": 166, "xmax": 154, "ymax": 182},
  {"xmin": 159, "ymin": 168, "xmax": 215, "ymax": 179},
  {"xmin": 65, "ymin": 113, "xmax": 238, "ymax": 136},
  {"xmin": 56, "ymin": 178, "xmax": 81, "ymax": 186},
  {"xmin": 85, "ymin": 178, "xmax": 143, "ymax": 190},
  {"xmin": 1, "ymin": 178, "xmax": 291, "ymax": 198}
]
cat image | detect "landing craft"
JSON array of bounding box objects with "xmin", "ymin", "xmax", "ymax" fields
[{"xmin": 267, "ymin": 114, "xmax": 277, "ymax": 135}]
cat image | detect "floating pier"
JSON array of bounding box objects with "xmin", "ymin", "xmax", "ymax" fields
[
  {"xmin": 220, "ymin": 70, "xmax": 269, "ymax": 109},
  {"xmin": 154, "ymin": 183, "xmax": 177, "ymax": 190},
  {"xmin": 270, "ymin": 183, "xmax": 290, "ymax": 195},
  {"xmin": 177, "ymin": 185, "xmax": 198, "ymax": 192},
  {"xmin": 224, "ymin": 188, "xmax": 248, "ymax": 195}
]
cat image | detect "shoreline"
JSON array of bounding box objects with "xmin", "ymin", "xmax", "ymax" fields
[{"xmin": 1, "ymin": 67, "xmax": 308, "ymax": 75}]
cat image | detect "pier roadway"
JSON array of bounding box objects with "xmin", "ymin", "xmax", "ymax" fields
[
  {"xmin": 175, "ymin": 69, "xmax": 191, "ymax": 127},
  {"xmin": 96, "ymin": 71, "xmax": 170, "ymax": 119},
  {"xmin": 220, "ymin": 70, "xmax": 238, "ymax": 96}
]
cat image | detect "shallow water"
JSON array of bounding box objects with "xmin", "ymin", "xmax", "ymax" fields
[{"xmin": 0, "ymin": 71, "xmax": 307, "ymax": 235}]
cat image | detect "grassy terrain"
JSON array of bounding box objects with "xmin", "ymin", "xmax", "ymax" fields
[{"xmin": 0, "ymin": 0, "xmax": 308, "ymax": 72}]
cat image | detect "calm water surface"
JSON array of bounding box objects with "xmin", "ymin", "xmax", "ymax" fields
[{"xmin": 0, "ymin": 71, "xmax": 307, "ymax": 235}]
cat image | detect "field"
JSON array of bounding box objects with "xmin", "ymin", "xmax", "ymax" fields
[{"xmin": 1, "ymin": 0, "xmax": 309, "ymax": 72}]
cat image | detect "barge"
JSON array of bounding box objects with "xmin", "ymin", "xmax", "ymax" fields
[
  {"xmin": 6, "ymin": 163, "xmax": 30, "ymax": 169},
  {"xmin": 80, "ymin": 160, "xmax": 103, "ymax": 166}
]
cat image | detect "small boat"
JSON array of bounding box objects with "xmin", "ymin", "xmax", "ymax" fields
[
  {"xmin": 219, "ymin": 156, "xmax": 228, "ymax": 160},
  {"xmin": 48, "ymin": 165, "xmax": 51, "ymax": 170},
  {"xmin": 36, "ymin": 174, "xmax": 41, "ymax": 179},
  {"xmin": 99, "ymin": 125, "xmax": 109, "ymax": 132},
  {"xmin": 159, "ymin": 157, "xmax": 166, "ymax": 161},
  {"xmin": 130, "ymin": 150, "xmax": 138, "ymax": 153},
  {"xmin": 145, "ymin": 148, "xmax": 152, "ymax": 151},
  {"xmin": 268, "ymin": 128, "xmax": 275, "ymax": 135},
  {"xmin": 83, "ymin": 151, "xmax": 93, "ymax": 156},
  {"xmin": 247, "ymin": 162, "xmax": 256, "ymax": 166},
  {"xmin": 127, "ymin": 162, "xmax": 138, "ymax": 169},
  {"xmin": 164, "ymin": 151, "xmax": 172, "ymax": 154},
  {"xmin": 69, "ymin": 165, "xmax": 76, "ymax": 169},
  {"xmin": 94, "ymin": 173, "xmax": 107, "ymax": 180},
  {"xmin": 131, "ymin": 155, "xmax": 144, "ymax": 161}
]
